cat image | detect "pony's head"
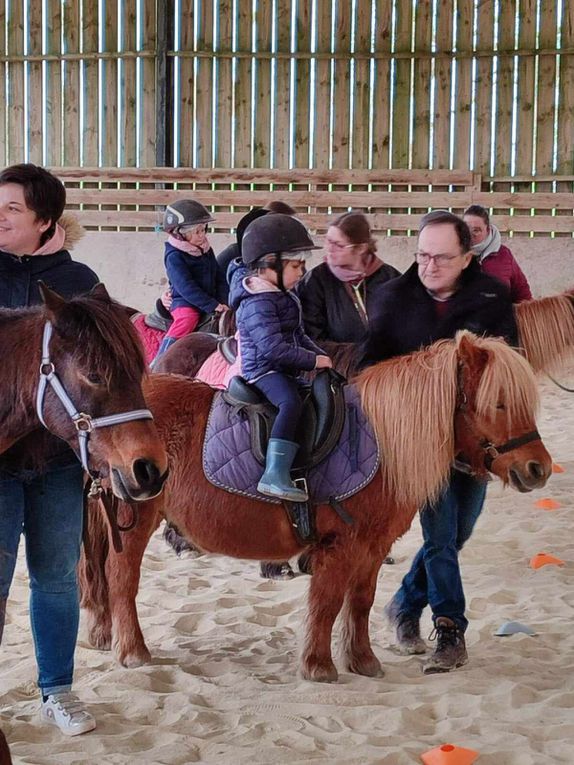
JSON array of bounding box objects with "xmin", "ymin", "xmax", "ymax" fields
[
  {"xmin": 453, "ymin": 331, "xmax": 552, "ymax": 492},
  {"xmin": 38, "ymin": 283, "xmax": 168, "ymax": 500},
  {"xmin": 358, "ymin": 331, "xmax": 551, "ymax": 510}
]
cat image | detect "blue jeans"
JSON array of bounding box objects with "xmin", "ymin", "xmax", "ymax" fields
[
  {"xmin": 0, "ymin": 462, "xmax": 84, "ymax": 695},
  {"xmin": 252, "ymin": 372, "xmax": 303, "ymax": 442},
  {"xmin": 391, "ymin": 470, "xmax": 487, "ymax": 632}
]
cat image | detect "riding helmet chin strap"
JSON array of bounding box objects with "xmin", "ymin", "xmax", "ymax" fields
[{"xmin": 36, "ymin": 321, "xmax": 154, "ymax": 475}]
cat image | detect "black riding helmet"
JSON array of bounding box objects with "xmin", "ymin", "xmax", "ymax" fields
[
  {"xmin": 163, "ymin": 199, "xmax": 215, "ymax": 237},
  {"xmin": 241, "ymin": 214, "xmax": 320, "ymax": 291}
]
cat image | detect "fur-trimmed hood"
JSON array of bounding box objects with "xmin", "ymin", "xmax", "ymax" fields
[{"xmin": 58, "ymin": 213, "xmax": 86, "ymax": 250}]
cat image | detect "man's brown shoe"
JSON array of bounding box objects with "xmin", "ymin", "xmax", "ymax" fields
[{"xmin": 423, "ymin": 616, "xmax": 468, "ymax": 674}]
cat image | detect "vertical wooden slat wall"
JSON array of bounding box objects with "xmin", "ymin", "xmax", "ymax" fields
[
  {"xmin": 453, "ymin": 0, "xmax": 473, "ymax": 171},
  {"xmin": 7, "ymin": 0, "xmax": 25, "ymax": 165},
  {"xmin": 0, "ymin": 2, "xmax": 5, "ymax": 166},
  {"xmin": 0, "ymin": 0, "xmax": 571, "ymax": 212}
]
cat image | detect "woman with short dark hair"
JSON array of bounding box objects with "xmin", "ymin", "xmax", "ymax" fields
[{"xmin": 0, "ymin": 164, "xmax": 98, "ymax": 736}]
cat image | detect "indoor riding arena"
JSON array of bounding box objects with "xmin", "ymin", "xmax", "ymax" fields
[{"xmin": 0, "ymin": 1, "xmax": 573, "ymax": 763}]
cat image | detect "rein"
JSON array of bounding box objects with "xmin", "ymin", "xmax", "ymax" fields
[
  {"xmin": 546, "ymin": 373, "xmax": 574, "ymax": 393},
  {"xmin": 36, "ymin": 321, "xmax": 154, "ymax": 475}
]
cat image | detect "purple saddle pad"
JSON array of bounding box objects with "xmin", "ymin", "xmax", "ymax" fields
[{"xmin": 202, "ymin": 384, "xmax": 380, "ymax": 504}]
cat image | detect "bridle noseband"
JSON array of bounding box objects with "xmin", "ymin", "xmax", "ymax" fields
[
  {"xmin": 456, "ymin": 374, "xmax": 541, "ymax": 472},
  {"xmin": 36, "ymin": 321, "xmax": 154, "ymax": 475}
]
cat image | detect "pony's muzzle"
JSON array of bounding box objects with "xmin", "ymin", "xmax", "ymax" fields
[
  {"xmin": 110, "ymin": 461, "xmax": 169, "ymax": 501},
  {"xmin": 509, "ymin": 460, "xmax": 550, "ymax": 492}
]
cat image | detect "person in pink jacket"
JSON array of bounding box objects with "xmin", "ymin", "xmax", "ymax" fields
[{"xmin": 463, "ymin": 205, "xmax": 532, "ymax": 303}]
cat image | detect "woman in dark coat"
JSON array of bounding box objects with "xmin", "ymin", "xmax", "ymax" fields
[{"xmin": 298, "ymin": 211, "xmax": 400, "ymax": 346}]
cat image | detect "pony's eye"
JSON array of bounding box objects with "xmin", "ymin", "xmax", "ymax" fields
[
  {"xmin": 496, "ymin": 403, "xmax": 506, "ymax": 410},
  {"xmin": 86, "ymin": 373, "xmax": 104, "ymax": 385}
]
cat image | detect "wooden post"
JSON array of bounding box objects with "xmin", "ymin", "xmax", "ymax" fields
[{"xmin": 155, "ymin": 0, "xmax": 173, "ymax": 166}]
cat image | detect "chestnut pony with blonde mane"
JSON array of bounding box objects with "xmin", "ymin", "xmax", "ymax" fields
[
  {"xmin": 81, "ymin": 331, "xmax": 551, "ymax": 682},
  {"xmin": 0, "ymin": 284, "xmax": 168, "ymax": 499}
]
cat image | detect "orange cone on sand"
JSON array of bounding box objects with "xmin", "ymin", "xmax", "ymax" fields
[
  {"xmin": 421, "ymin": 743, "xmax": 479, "ymax": 765},
  {"xmin": 535, "ymin": 498, "xmax": 561, "ymax": 510},
  {"xmin": 530, "ymin": 552, "xmax": 565, "ymax": 570},
  {"xmin": 552, "ymin": 463, "xmax": 565, "ymax": 473}
]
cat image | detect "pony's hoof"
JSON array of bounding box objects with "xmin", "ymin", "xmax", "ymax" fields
[
  {"xmin": 116, "ymin": 645, "xmax": 151, "ymax": 668},
  {"xmin": 88, "ymin": 626, "xmax": 112, "ymax": 651},
  {"xmin": 300, "ymin": 660, "xmax": 338, "ymax": 683},
  {"xmin": 346, "ymin": 654, "xmax": 384, "ymax": 678},
  {"xmin": 260, "ymin": 561, "xmax": 295, "ymax": 580}
]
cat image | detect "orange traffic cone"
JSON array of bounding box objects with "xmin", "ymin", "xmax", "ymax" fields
[
  {"xmin": 421, "ymin": 743, "xmax": 479, "ymax": 765},
  {"xmin": 535, "ymin": 498, "xmax": 562, "ymax": 510},
  {"xmin": 552, "ymin": 463, "xmax": 565, "ymax": 473},
  {"xmin": 530, "ymin": 552, "xmax": 565, "ymax": 570}
]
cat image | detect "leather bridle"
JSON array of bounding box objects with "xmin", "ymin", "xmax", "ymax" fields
[
  {"xmin": 36, "ymin": 321, "xmax": 154, "ymax": 475},
  {"xmin": 456, "ymin": 376, "xmax": 541, "ymax": 472}
]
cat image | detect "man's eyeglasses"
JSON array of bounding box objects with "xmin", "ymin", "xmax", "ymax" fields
[
  {"xmin": 325, "ymin": 237, "xmax": 357, "ymax": 251},
  {"xmin": 179, "ymin": 223, "xmax": 208, "ymax": 235},
  {"xmin": 414, "ymin": 251, "xmax": 463, "ymax": 267}
]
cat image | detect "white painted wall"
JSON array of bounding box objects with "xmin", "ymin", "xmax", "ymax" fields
[{"xmin": 73, "ymin": 231, "xmax": 574, "ymax": 311}]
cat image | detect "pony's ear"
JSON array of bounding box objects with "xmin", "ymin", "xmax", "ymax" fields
[
  {"xmin": 89, "ymin": 282, "xmax": 112, "ymax": 302},
  {"xmin": 457, "ymin": 331, "xmax": 490, "ymax": 375},
  {"xmin": 38, "ymin": 281, "xmax": 67, "ymax": 315}
]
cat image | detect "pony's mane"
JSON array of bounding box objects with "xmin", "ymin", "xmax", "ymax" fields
[
  {"xmin": 356, "ymin": 331, "xmax": 539, "ymax": 510},
  {"xmin": 59, "ymin": 294, "xmax": 147, "ymax": 386},
  {"xmin": 356, "ymin": 340, "xmax": 458, "ymax": 510},
  {"xmin": 515, "ymin": 292, "xmax": 574, "ymax": 373}
]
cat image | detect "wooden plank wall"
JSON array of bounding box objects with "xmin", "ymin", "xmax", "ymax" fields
[{"xmin": 0, "ymin": 0, "xmax": 572, "ymax": 234}]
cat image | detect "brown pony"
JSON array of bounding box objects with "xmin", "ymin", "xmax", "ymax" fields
[
  {"xmin": 81, "ymin": 331, "xmax": 551, "ymax": 682},
  {"xmin": 0, "ymin": 284, "xmax": 168, "ymax": 499}
]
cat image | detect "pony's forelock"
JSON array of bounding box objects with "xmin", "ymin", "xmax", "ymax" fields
[
  {"xmin": 54, "ymin": 294, "xmax": 146, "ymax": 386},
  {"xmin": 469, "ymin": 334, "xmax": 540, "ymax": 426}
]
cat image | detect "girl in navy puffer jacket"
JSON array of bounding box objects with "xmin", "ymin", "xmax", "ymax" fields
[{"xmin": 230, "ymin": 214, "xmax": 332, "ymax": 502}]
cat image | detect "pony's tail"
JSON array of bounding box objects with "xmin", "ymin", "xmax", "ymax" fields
[{"xmin": 516, "ymin": 292, "xmax": 574, "ymax": 374}]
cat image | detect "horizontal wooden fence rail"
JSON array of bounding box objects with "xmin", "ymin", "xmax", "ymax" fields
[{"xmin": 52, "ymin": 168, "xmax": 574, "ymax": 236}]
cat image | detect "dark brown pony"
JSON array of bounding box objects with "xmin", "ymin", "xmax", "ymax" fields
[
  {"xmin": 0, "ymin": 284, "xmax": 168, "ymax": 499},
  {"xmin": 80, "ymin": 331, "xmax": 551, "ymax": 682}
]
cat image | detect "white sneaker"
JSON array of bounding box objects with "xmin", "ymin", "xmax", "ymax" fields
[{"xmin": 41, "ymin": 692, "xmax": 96, "ymax": 736}]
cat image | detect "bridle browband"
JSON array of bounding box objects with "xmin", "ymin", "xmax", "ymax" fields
[
  {"xmin": 456, "ymin": 369, "xmax": 541, "ymax": 472},
  {"xmin": 36, "ymin": 321, "xmax": 154, "ymax": 475}
]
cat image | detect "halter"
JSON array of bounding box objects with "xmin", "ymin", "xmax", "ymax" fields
[
  {"xmin": 456, "ymin": 382, "xmax": 541, "ymax": 472},
  {"xmin": 36, "ymin": 321, "xmax": 154, "ymax": 474}
]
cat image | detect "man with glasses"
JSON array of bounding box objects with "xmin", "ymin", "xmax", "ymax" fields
[{"xmin": 360, "ymin": 210, "xmax": 517, "ymax": 673}]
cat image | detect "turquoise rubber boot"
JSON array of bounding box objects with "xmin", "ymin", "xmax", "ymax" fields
[{"xmin": 257, "ymin": 438, "xmax": 308, "ymax": 502}]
